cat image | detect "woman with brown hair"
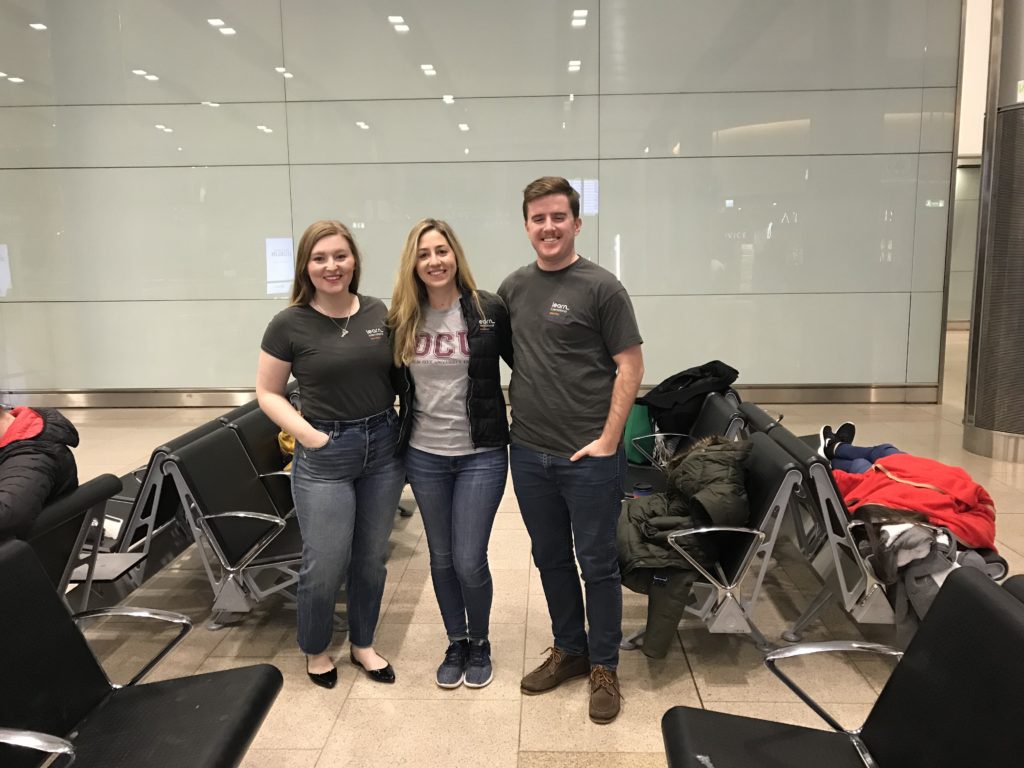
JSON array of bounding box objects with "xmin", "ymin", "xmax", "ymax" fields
[{"xmin": 256, "ymin": 220, "xmax": 404, "ymax": 688}]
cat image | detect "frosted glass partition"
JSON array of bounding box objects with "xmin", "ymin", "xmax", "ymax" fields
[{"xmin": 0, "ymin": 0, "xmax": 961, "ymax": 399}]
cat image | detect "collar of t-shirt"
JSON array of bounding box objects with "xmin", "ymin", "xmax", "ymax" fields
[{"xmin": 0, "ymin": 407, "xmax": 44, "ymax": 448}]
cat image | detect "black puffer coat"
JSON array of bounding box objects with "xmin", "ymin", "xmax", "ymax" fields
[
  {"xmin": 0, "ymin": 407, "xmax": 80, "ymax": 537},
  {"xmin": 617, "ymin": 438, "xmax": 751, "ymax": 657},
  {"xmin": 395, "ymin": 289, "xmax": 513, "ymax": 454}
]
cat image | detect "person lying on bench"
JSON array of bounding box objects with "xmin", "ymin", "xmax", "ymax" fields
[
  {"xmin": 818, "ymin": 421, "xmax": 903, "ymax": 473},
  {"xmin": 818, "ymin": 421, "xmax": 995, "ymax": 551},
  {"xmin": 0, "ymin": 404, "xmax": 79, "ymax": 537}
]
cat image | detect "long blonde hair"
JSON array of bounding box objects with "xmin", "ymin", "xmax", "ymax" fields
[
  {"xmin": 388, "ymin": 218, "xmax": 481, "ymax": 366},
  {"xmin": 290, "ymin": 220, "xmax": 362, "ymax": 306}
]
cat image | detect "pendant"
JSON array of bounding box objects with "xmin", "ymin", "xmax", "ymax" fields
[{"xmin": 340, "ymin": 328, "xmax": 349, "ymax": 338}]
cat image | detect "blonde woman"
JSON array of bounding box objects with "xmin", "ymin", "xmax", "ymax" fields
[
  {"xmin": 257, "ymin": 220, "xmax": 404, "ymax": 689},
  {"xmin": 389, "ymin": 219, "xmax": 512, "ymax": 688}
]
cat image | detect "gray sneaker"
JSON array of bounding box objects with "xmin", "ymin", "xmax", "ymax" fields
[
  {"xmin": 436, "ymin": 640, "xmax": 469, "ymax": 688},
  {"xmin": 464, "ymin": 640, "xmax": 493, "ymax": 688}
]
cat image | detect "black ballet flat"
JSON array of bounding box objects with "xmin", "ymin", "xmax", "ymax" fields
[
  {"xmin": 350, "ymin": 651, "xmax": 396, "ymax": 684},
  {"xmin": 306, "ymin": 659, "xmax": 338, "ymax": 689}
]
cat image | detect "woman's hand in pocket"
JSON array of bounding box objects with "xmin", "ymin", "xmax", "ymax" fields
[{"xmin": 303, "ymin": 430, "xmax": 330, "ymax": 451}]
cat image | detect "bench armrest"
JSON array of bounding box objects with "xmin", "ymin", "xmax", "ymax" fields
[
  {"xmin": 0, "ymin": 727, "xmax": 74, "ymax": 761},
  {"xmin": 763, "ymin": 641, "xmax": 903, "ymax": 733},
  {"xmin": 629, "ymin": 433, "xmax": 692, "ymax": 467},
  {"xmin": 667, "ymin": 527, "xmax": 766, "ymax": 590},
  {"xmin": 203, "ymin": 510, "xmax": 286, "ymax": 526},
  {"xmin": 193, "ymin": 509, "xmax": 287, "ymax": 571},
  {"xmin": 74, "ymin": 607, "xmax": 192, "ymax": 686}
]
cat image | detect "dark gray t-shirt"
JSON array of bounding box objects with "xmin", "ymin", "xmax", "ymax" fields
[
  {"xmin": 260, "ymin": 296, "xmax": 395, "ymax": 421},
  {"xmin": 498, "ymin": 257, "xmax": 643, "ymax": 458}
]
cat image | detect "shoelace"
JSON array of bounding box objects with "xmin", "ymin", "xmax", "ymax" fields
[
  {"xmin": 443, "ymin": 641, "xmax": 467, "ymax": 666},
  {"xmin": 468, "ymin": 642, "xmax": 490, "ymax": 666},
  {"xmin": 536, "ymin": 646, "xmax": 564, "ymax": 669},
  {"xmin": 590, "ymin": 666, "xmax": 623, "ymax": 699}
]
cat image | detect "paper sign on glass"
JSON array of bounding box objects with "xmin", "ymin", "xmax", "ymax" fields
[{"xmin": 266, "ymin": 237, "xmax": 294, "ymax": 296}]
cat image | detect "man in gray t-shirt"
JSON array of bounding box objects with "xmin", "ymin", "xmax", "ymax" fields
[{"xmin": 498, "ymin": 176, "xmax": 644, "ymax": 725}]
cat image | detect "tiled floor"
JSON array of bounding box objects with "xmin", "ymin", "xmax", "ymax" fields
[{"xmin": 69, "ymin": 330, "xmax": 1023, "ymax": 768}]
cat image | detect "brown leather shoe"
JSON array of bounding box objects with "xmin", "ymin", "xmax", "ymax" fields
[
  {"xmin": 589, "ymin": 665, "xmax": 622, "ymax": 724},
  {"xmin": 521, "ymin": 647, "xmax": 589, "ymax": 694}
]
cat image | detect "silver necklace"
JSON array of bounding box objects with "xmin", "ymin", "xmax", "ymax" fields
[{"xmin": 314, "ymin": 301, "xmax": 353, "ymax": 338}]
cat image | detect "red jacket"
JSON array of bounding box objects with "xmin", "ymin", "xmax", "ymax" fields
[{"xmin": 832, "ymin": 453, "xmax": 996, "ymax": 550}]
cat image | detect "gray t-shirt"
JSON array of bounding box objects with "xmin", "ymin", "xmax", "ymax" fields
[
  {"xmin": 409, "ymin": 304, "xmax": 494, "ymax": 456},
  {"xmin": 260, "ymin": 296, "xmax": 395, "ymax": 421},
  {"xmin": 498, "ymin": 257, "xmax": 643, "ymax": 458}
]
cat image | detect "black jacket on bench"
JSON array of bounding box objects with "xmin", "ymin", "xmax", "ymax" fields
[{"xmin": 0, "ymin": 407, "xmax": 79, "ymax": 537}]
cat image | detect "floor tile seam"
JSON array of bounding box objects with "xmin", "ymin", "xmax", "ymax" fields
[
  {"xmin": 338, "ymin": 694, "xmax": 524, "ymax": 705},
  {"xmin": 698, "ymin": 693, "xmax": 879, "ymax": 704},
  {"xmin": 996, "ymin": 539, "xmax": 1024, "ymax": 558},
  {"xmin": 346, "ymin": 691, "xmax": 522, "ymax": 701}
]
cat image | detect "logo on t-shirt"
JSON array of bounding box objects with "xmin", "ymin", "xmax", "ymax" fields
[
  {"xmin": 415, "ymin": 331, "xmax": 469, "ymax": 366},
  {"xmin": 365, "ymin": 327, "xmax": 386, "ymax": 342},
  {"xmin": 478, "ymin": 318, "xmax": 495, "ymax": 331},
  {"xmin": 547, "ymin": 301, "xmax": 571, "ymax": 324}
]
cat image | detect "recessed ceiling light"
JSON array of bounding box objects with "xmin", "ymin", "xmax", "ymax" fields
[
  {"xmin": 283, "ymin": 72, "xmax": 294, "ymax": 78},
  {"xmin": 458, "ymin": 123, "xmax": 469, "ymax": 131},
  {"xmin": 569, "ymin": 93, "xmax": 575, "ymax": 101},
  {"xmin": 573, "ymin": 9, "xmax": 589, "ymax": 18},
  {"xmin": 177, "ymin": 146, "xmax": 183, "ymax": 151},
  {"xmin": 219, "ymin": 27, "xmax": 236, "ymax": 35},
  {"xmin": 208, "ymin": 102, "xmax": 220, "ymax": 107},
  {"xmin": 154, "ymin": 124, "xmax": 166, "ymax": 130},
  {"xmin": 424, "ymin": 69, "xmax": 436, "ymax": 76},
  {"xmin": 29, "ymin": 23, "xmax": 47, "ymax": 30},
  {"xmin": 571, "ymin": 19, "xmax": 586, "ymax": 27},
  {"xmin": 145, "ymin": 74, "xmax": 159, "ymax": 80},
  {"xmin": 263, "ymin": 128, "xmax": 273, "ymax": 133},
  {"xmin": 568, "ymin": 66, "xmax": 580, "ymax": 72},
  {"xmin": 420, "ymin": 64, "xmax": 433, "ymax": 70},
  {"xmin": 207, "ymin": 18, "xmax": 224, "ymax": 26},
  {"xmin": 8, "ymin": 77, "xmax": 24, "ymax": 83},
  {"xmin": 464, "ymin": 147, "xmax": 470, "ymax": 155},
  {"xmin": 355, "ymin": 121, "xmax": 369, "ymax": 130},
  {"xmin": 442, "ymin": 94, "xmax": 455, "ymax": 104},
  {"xmin": 274, "ymin": 66, "xmax": 286, "ymax": 73},
  {"xmin": 394, "ymin": 24, "xmax": 409, "ymax": 32},
  {"xmin": 257, "ymin": 125, "xmax": 267, "ymax": 130},
  {"xmin": 568, "ymin": 60, "xmax": 581, "ymax": 66},
  {"xmin": 387, "ymin": 15, "xmax": 404, "ymax": 23},
  {"xmin": 132, "ymin": 69, "xmax": 147, "ymax": 75}
]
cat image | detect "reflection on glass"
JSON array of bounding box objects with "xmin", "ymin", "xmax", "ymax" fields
[
  {"xmin": 0, "ymin": 244, "xmax": 11, "ymax": 297},
  {"xmin": 568, "ymin": 179, "xmax": 599, "ymax": 215}
]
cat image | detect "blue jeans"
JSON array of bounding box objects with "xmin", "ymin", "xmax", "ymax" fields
[
  {"xmin": 509, "ymin": 443, "xmax": 625, "ymax": 669},
  {"xmin": 832, "ymin": 443, "xmax": 902, "ymax": 474},
  {"xmin": 405, "ymin": 446, "xmax": 507, "ymax": 642},
  {"xmin": 290, "ymin": 409, "xmax": 405, "ymax": 655}
]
